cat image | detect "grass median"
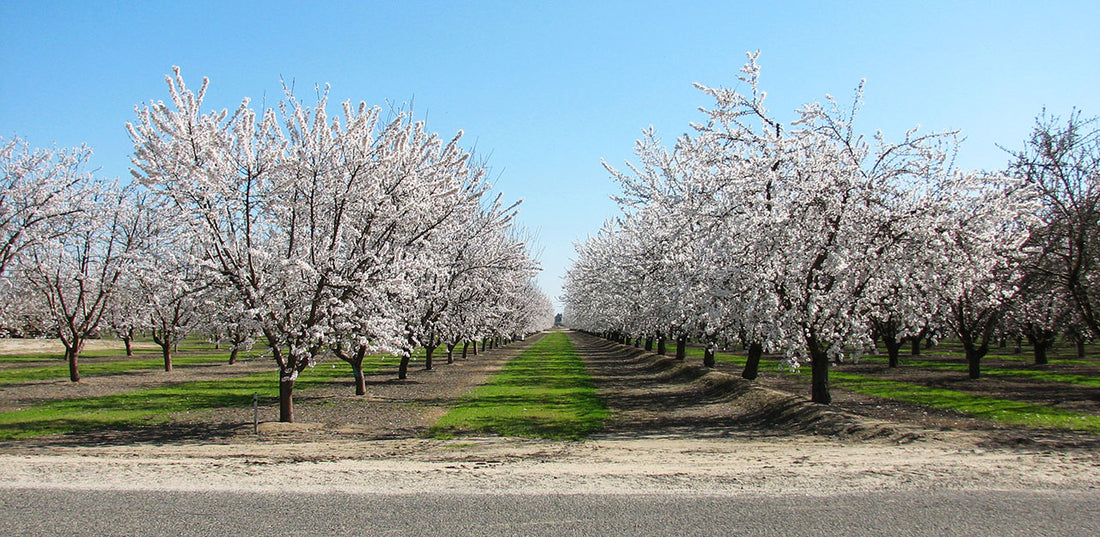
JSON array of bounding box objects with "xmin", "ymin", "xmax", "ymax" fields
[
  {"xmin": 431, "ymin": 332, "xmax": 607, "ymax": 440},
  {"xmin": 683, "ymin": 347, "xmax": 1100, "ymax": 433},
  {"xmin": 0, "ymin": 355, "xmax": 388, "ymax": 440}
]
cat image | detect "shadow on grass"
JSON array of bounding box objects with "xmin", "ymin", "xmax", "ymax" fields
[
  {"xmin": 0, "ymin": 421, "xmax": 245, "ymax": 449},
  {"xmin": 572, "ymin": 332, "xmax": 911, "ymax": 441}
]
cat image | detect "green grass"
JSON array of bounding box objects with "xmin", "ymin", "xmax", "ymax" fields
[
  {"xmin": 0, "ymin": 347, "xmax": 159, "ymax": 363},
  {"xmin": 0, "ymin": 371, "xmax": 281, "ymax": 439},
  {"xmin": 830, "ymin": 372, "xmax": 1100, "ymax": 433},
  {"xmin": 432, "ymin": 332, "xmax": 607, "ymax": 440},
  {"xmin": 858, "ymin": 355, "xmax": 1100, "ymax": 387},
  {"xmin": 0, "ymin": 352, "xmax": 242, "ymax": 384},
  {"xmin": 684, "ymin": 346, "xmax": 1100, "ymax": 433},
  {"xmin": 0, "ymin": 352, "xmax": 392, "ymax": 440}
]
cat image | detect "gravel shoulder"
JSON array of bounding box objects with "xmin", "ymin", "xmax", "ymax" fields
[{"xmin": 1, "ymin": 330, "xmax": 1098, "ymax": 496}]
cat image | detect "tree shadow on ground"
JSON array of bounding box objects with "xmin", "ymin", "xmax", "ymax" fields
[
  {"xmin": 0, "ymin": 421, "xmax": 245, "ymax": 449},
  {"xmin": 572, "ymin": 331, "xmax": 1100, "ymax": 450}
]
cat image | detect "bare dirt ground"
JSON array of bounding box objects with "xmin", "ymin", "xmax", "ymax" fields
[{"xmin": 0, "ymin": 331, "xmax": 1098, "ymax": 496}]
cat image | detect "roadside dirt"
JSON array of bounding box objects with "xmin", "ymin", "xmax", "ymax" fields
[{"xmin": 1, "ymin": 330, "xmax": 1098, "ymax": 496}]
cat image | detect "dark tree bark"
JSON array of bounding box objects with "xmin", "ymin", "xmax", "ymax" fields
[
  {"xmin": 229, "ymin": 346, "xmax": 239, "ymax": 365},
  {"xmin": 675, "ymin": 336, "xmax": 686, "ymax": 361},
  {"xmin": 951, "ymin": 299, "xmax": 999, "ymax": 380},
  {"xmin": 446, "ymin": 343, "xmax": 456, "ymax": 364},
  {"xmin": 873, "ymin": 318, "xmax": 903, "ymax": 368},
  {"xmin": 702, "ymin": 346, "xmax": 716, "ymax": 368},
  {"xmin": 122, "ymin": 330, "xmax": 134, "ymax": 357},
  {"xmin": 352, "ymin": 360, "xmax": 366, "ymax": 395},
  {"xmin": 959, "ymin": 331, "xmax": 990, "ymax": 380},
  {"xmin": 808, "ymin": 337, "xmax": 831, "ymax": 404},
  {"xmin": 63, "ymin": 340, "xmax": 83, "ymax": 382},
  {"xmin": 333, "ymin": 344, "xmax": 368, "ymax": 395},
  {"xmin": 884, "ymin": 336, "xmax": 902, "ymax": 368},
  {"xmin": 1024, "ymin": 326, "xmax": 1057, "ymax": 365},
  {"xmin": 462, "ymin": 341, "xmax": 470, "ymax": 360},
  {"xmin": 279, "ymin": 376, "xmax": 295, "ymax": 423},
  {"xmin": 398, "ymin": 355, "xmax": 411, "ymax": 380},
  {"xmin": 151, "ymin": 328, "xmax": 173, "ymax": 372},
  {"xmin": 657, "ymin": 336, "xmax": 666, "ymax": 356},
  {"xmin": 742, "ymin": 342, "xmax": 763, "ymax": 380},
  {"xmin": 644, "ymin": 337, "xmax": 653, "ymax": 351}
]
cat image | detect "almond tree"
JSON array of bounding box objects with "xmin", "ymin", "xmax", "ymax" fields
[
  {"xmin": 22, "ymin": 184, "xmax": 149, "ymax": 381},
  {"xmin": 920, "ymin": 170, "xmax": 1035, "ymax": 379},
  {"xmin": 136, "ymin": 215, "xmax": 204, "ymax": 372},
  {"xmin": 0, "ymin": 138, "xmax": 91, "ymax": 327},
  {"xmin": 130, "ymin": 68, "xmax": 500, "ymax": 421},
  {"xmin": 1007, "ymin": 110, "xmax": 1100, "ymax": 337}
]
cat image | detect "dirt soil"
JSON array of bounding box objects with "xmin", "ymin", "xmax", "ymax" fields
[{"xmin": 1, "ymin": 330, "xmax": 1098, "ymax": 496}]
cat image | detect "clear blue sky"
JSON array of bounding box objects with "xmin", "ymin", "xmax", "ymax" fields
[{"xmin": 2, "ymin": 1, "xmax": 1098, "ymax": 311}]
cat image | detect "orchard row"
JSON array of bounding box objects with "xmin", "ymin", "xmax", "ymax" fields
[
  {"xmin": 563, "ymin": 52, "xmax": 1098, "ymax": 405},
  {"xmin": 0, "ymin": 68, "xmax": 553, "ymax": 422}
]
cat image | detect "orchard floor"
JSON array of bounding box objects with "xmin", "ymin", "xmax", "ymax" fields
[{"xmin": 0, "ymin": 330, "xmax": 1097, "ymax": 496}]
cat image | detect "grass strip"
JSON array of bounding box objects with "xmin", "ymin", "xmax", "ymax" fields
[
  {"xmin": 830, "ymin": 372, "xmax": 1100, "ymax": 433},
  {"xmin": 0, "ymin": 348, "xmax": 145, "ymax": 363},
  {"xmin": 687, "ymin": 347, "xmax": 1099, "ymax": 433},
  {"xmin": 0, "ymin": 355, "xmax": 387, "ymax": 440},
  {"xmin": 432, "ymin": 332, "xmax": 607, "ymax": 440},
  {"xmin": 857, "ymin": 356, "xmax": 1100, "ymax": 387},
  {"xmin": 0, "ymin": 352, "xmax": 241, "ymax": 384}
]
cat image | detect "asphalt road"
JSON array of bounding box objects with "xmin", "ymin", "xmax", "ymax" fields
[{"xmin": 1, "ymin": 488, "xmax": 1097, "ymax": 536}]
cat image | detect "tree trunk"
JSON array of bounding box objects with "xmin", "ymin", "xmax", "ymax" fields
[
  {"xmin": 742, "ymin": 342, "xmax": 763, "ymax": 380},
  {"xmin": 123, "ymin": 335, "xmax": 133, "ymax": 357},
  {"xmin": 909, "ymin": 336, "xmax": 922, "ymax": 356},
  {"xmin": 279, "ymin": 375, "xmax": 295, "ymax": 423},
  {"xmin": 1077, "ymin": 337, "xmax": 1087, "ymax": 359},
  {"xmin": 152, "ymin": 329, "xmax": 173, "ymax": 372},
  {"xmin": 335, "ymin": 345, "xmax": 368, "ymax": 395},
  {"xmin": 399, "ymin": 355, "xmax": 411, "ymax": 380},
  {"xmin": 963, "ymin": 342, "xmax": 987, "ymax": 379},
  {"xmin": 64, "ymin": 343, "xmax": 82, "ymax": 382},
  {"xmin": 446, "ymin": 343, "xmax": 455, "ymax": 364},
  {"xmin": 1033, "ymin": 342, "xmax": 1049, "ymax": 365},
  {"xmin": 657, "ymin": 336, "xmax": 667, "ymax": 356},
  {"xmin": 462, "ymin": 341, "xmax": 470, "ymax": 360},
  {"xmin": 703, "ymin": 346, "xmax": 715, "ymax": 368},
  {"xmin": 873, "ymin": 318, "xmax": 903, "ymax": 368},
  {"xmin": 424, "ymin": 346, "xmax": 435, "ymax": 370},
  {"xmin": 883, "ymin": 335, "xmax": 902, "ymax": 368},
  {"xmin": 644, "ymin": 337, "xmax": 653, "ymax": 351},
  {"xmin": 808, "ymin": 338, "xmax": 831, "ymax": 404},
  {"xmin": 675, "ymin": 336, "xmax": 686, "ymax": 361},
  {"xmin": 229, "ymin": 346, "xmax": 239, "ymax": 365},
  {"xmin": 352, "ymin": 362, "xmax": 366, "ymax": 396}
]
